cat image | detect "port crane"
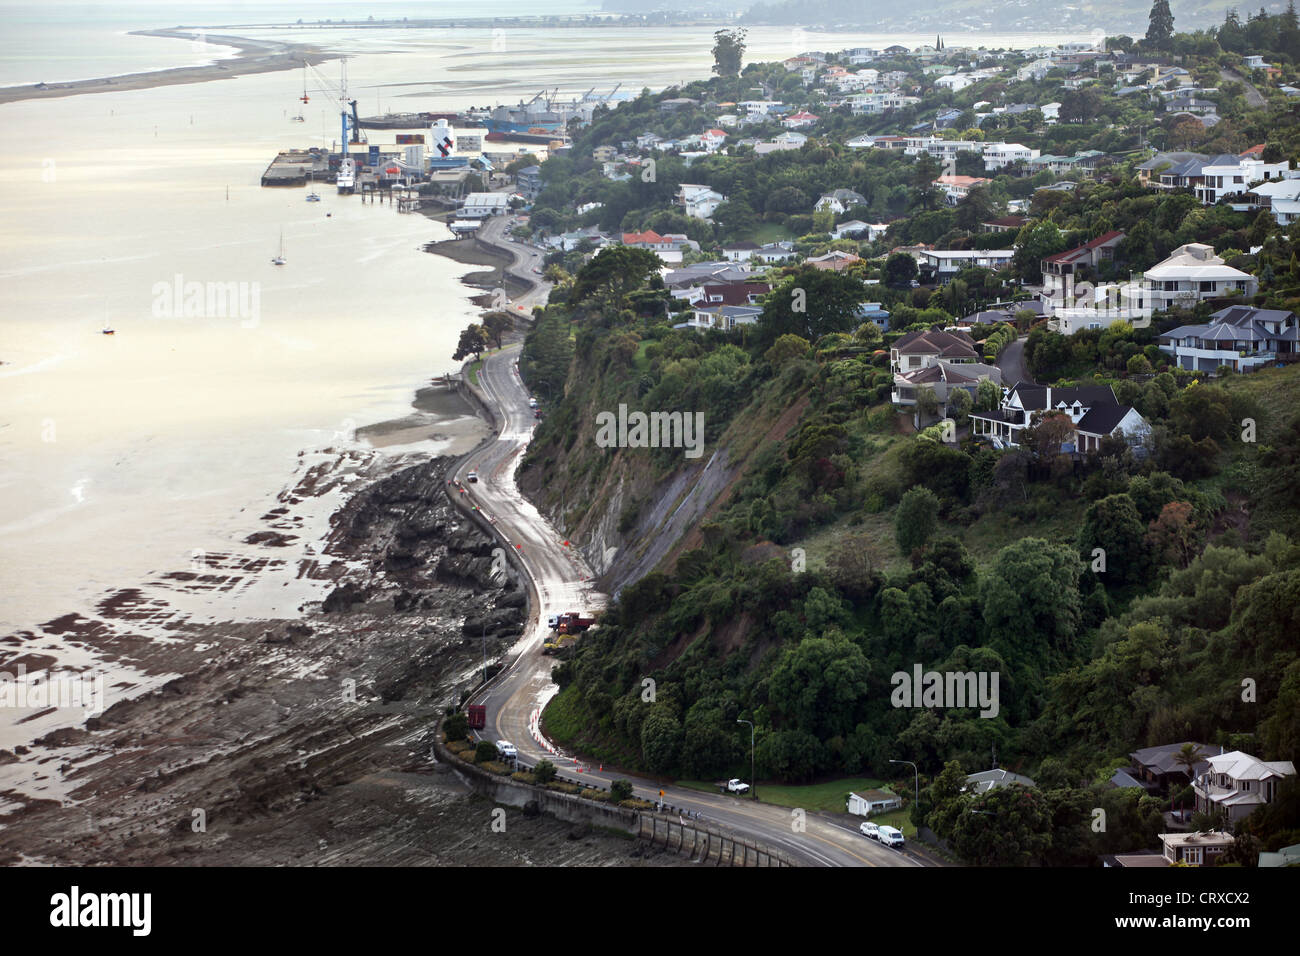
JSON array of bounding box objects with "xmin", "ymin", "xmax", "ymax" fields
[{"xmin": 306, "ymin": 58, "xmax": 368, "ymax": 149}]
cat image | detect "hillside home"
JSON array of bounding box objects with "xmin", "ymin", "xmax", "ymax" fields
[
  {"xmin": 1245, "ymin": 177, "xmax": 1300, "ymax": 225},
  {"xmin": 1159, "ymin": 831, "xmax": 1234, "ymax": 866},
  {"xmin": 720, "ymin": 240, "xmax": 759, "ymax": 262},
  {"xmin": 892, "ymin": 360, "xmax": 1002, "ymax": 410},
  {"xmin": 890, "ymin": 328, "xmax": 978, "ymax": 373},
  {"xmin": 1194, "ymin": 750, "xmax": 1297, "ymax": 822},
  {"xmin": 963, "ymin": 768, "xmax": 1036, "ymax": 795},
  {"xmin": 983, "ymin": 142, "xmax": 1039, "ymax": 171},
  {"xmin": 917, "ymin": 248, "xmax": 1014, "ymax": 282},
  {"xmin": 933, "ymin": 175, "xmax": 993, "ymax": 205},
  {"xmin": 754, "ymin": 241, "xmax": 798, "ymax": 263},
  {"xmin": 815, "ymin": 189, "xmax": 868, "ymax": 214},
  {"xmin": 806, "ymin": 250, "xmax": 862, "ymax": 272},
  {"xmin": 620, "ymin": 229, "xmax": 695, "ymax": 264},
  {"xmin": 1040, "ymin": 230, "xmax": 1124, "ymax": 279},
  {"xmin": 1195, "ymin": 155, "xmax": 1292, "ymax": 205},
  {"xmin": 782, "ymin": 111, "xmax": 820, "ymax": 129},
  {"xmin": 683, "ymin": 303, "xmax": 763, "ymax": 332},
  {"xmin": 1140, "ymin": 243, "xmax": 1257, "ymax": 311},
  {"xmin": 968, "ymin": 383, "xmax": 1150, "ymax": 453},
  {"xmin": 1128, "ymin": 742, "xmax": 1214, "ymax": 792},
  {"xmin": 1158, "ymin": 306, "xmax": 1299, "ymax": 373},
  {"xmin": 676, "ymin": 183, "xmax": 727, "ymax": 220}
]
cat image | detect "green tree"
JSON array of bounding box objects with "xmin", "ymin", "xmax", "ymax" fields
[
  {"xmin": 482, "ymin": 310, "xmax": 515, "ymax": 349},
  {"xmin": 948, "ymin": 785, "xmax": 1053, "ymax": 865},
  {"xmin": 884, "ymin": 252, "xmax": 918, "ymax": 288},
  {"xmin": 1145, "ymin": 0, "xmax": 1175, "ymax": 50},
  {"xmin": 756, "ymin": 267, "xmax": 868, "ymax": 347},
  {"xmin": 711, "ymin": 28, "xmax": 746, "ymax": 78},
  {"xmin": 533, "ymin": 758, "xmax": 558, "ymax": 783},
  {"xmin": 896, "ymin": 486, "xmax": 941, "ymax": 555},
  {"xmin": 640, "ymin": 710, "xmax": 682, "ymax": 774},
  {"xmin": 453, "ymin": 323, "xmax": 491, "ymax": 362},
  {"xmin": 475, "ymin": 740, "xmax": 499, "ymax": 763},
  {"xmin": 443, "ymin": 712, "xmax": 469, "ymax": 741},
  {"xmin": 1078, "ymin": 493, "xmax": 1151, "ymax": 588}
]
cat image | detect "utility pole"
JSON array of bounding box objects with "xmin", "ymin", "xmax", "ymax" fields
[{"xmin": 737, "ymin": 719, "xmax": 755, "ymax": 799}]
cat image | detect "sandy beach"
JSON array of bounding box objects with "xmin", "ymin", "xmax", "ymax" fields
[{"xmin": 0, "ymin": 29, "xmax": 337, "ymax": 105}]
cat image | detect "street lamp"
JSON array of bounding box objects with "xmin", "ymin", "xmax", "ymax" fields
[
  {"xmin": 890, "ymin": 758, "xmax": 919, "ymax": 815},
  {"xmin": 737, "ymin": 719, "xmax": 755, "ymax": 800}
]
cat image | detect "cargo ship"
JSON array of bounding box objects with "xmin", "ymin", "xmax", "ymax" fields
[{"xmin": 357, "ymin": 111, "xmax": 459, "ymax": 129}]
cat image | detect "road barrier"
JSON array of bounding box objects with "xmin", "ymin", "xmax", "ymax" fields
[{"xmin": 637, "ymin": 813, "xmax": 797, "ymax": 867}]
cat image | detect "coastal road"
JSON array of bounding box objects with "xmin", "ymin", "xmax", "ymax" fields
[{"xmin": 450, "ymin": 348, "xmax": 923, "ymax": 867}]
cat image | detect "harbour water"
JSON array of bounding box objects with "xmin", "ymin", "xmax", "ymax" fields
[{"xmin": 0, "ymin": 4, "xmax": 1083, "ymax": 747}]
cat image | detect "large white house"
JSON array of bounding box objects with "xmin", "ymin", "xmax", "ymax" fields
[
  {"xmin": 676, "ymin": 183, "xmax": 727, "ymax": 220},
  {"xmin": 1194, "ymin": 155, "xmax": 1292, "ymax": 205},
  {"xmin": 983, "ymin": 142, "xmax": 1039, "ymax": 171},
  {"xmin": 1193, "ymin": 750, "xmax": 1296, "ymax": 823},
  {"xmin": 1246, "ymin": 177, "xmax": 1300, "ymax": 225},
  {"xmin": 1138, "ymin": 243, "xmax": 1258, "ymax": 311}
]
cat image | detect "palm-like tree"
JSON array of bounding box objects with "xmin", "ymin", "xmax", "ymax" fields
[{"xmin": 1174, "ymin": 742, "xmax": 1205, "ymax": 781}]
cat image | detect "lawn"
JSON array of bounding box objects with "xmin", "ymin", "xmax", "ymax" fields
[{"xmin": 676, "ymin": 777, "xmax": 886, "ymax": 814}]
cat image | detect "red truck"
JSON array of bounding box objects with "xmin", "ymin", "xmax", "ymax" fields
[
  {"xmin": 548, "ymin": 611, "xmax": 597, "ymax": 634},
  {"xmin": 466, "ymin": 704, "xmax": 486, "ymax": 730}
]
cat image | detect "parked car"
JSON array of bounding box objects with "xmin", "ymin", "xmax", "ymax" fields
[
  {"xmin": 859, "ymin": 821, "xmax": 879, "ymax": 840},
  {"xmin": 496, "ymin": 740, "xmax": 517, "ymax": 760},
  {"xmin": 466, "ymin": 470, "xmax": 478, "ymax": 483},
  {"xmin": 722, "ymin": 778, "xmax": 750, "ymax": 794},
  {"xmin": 877, "ymin": 825, "xmax": 904, "ymax": 848},
  {"xmin": 528, "ymin": 397, "xmax": 538, "ymax": 408}
]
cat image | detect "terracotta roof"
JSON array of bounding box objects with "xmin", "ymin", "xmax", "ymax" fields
[{"xmin": 1043, "ymin": 230, "xmax": 1125, "ymax": 264}]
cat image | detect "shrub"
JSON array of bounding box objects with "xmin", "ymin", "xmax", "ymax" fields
[
  {"xmin": 610, "ymin": 779, "xmax": 635, "ymax": 801},
  {"xmin": 444, "ymin": 711, "xmax": 469, "ymax": 741},
  {"xmin": 475, "ymin": 740, "xmax": 499, "ymax": 763},
  {"xmin": 533, "ymin": 758, "xmax": 558, "ymax": 784}
]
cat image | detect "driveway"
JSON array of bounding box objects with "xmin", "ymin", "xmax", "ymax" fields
[{"xmin": 995, "ymin": 334, "xmax": 1034, "ymax": 386}]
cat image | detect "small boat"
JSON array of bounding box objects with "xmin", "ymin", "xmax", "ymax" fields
[
  {"xmin": 306, "ymin": 191, "xmax": 320, "ymax": 202},
  {"xmin": 272, "ymin": 229, "xmax": 286, "ymax": 265},
  {"xmin": 101, "ymin": 326, "xmax": 115, "ymax": 335}
]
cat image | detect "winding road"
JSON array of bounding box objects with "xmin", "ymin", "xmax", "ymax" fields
[{"xmin": 447, "ymin": 214, "xmax": 926, "ymax": 867}]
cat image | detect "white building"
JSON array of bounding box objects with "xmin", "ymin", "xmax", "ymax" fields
[
  {"xmin": 1247, "ymin": 177, "xmax": 1300, "ymax": 225},
  {"xmin": 983, "ymin": 142, "xmax": 1039, "ymax": 171},
  {"xmin": 1139, "ymin": 243, "xmax": 1258, "ymax": 311},
  {"xmin": 1195, "ymin": 156, "xmax": 1292, "ymax": 205},
  {"xmin": 677, "ymin": 183, "xmax": 727, "ymax": 220},
  {"xmin": 1193, "ymin": 750, "xmax": 1296, "ymax": 823}
]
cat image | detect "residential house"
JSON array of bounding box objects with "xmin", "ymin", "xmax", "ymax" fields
[
  {"xmin": 720, "ymin": 240, "xmax": 759, "ymax": 262},
  {"xmin": 935, "ymin": 72, "xmax": 976, "ymax": 92},
  {"xmin": 690, "ymin": 281, "xmax": 771, "ymax": 308},
  {"xmin": 1159, "ymin": 306, "xmax": 1299, "ymax": 373},
  {"xmin": 700, "ymin": 128, "xmax": 727, "ymax": 151},
  {"xmin": 855, "ymin": 301, "xmax": 892, "ymax": 330},
  {"xmin": 620, "ymin": 229, "xmax": 695, "ymax": 264},
  {"xmin": 515, "ymin": 165, "xmax": 543, "ymax": 201},
  {"xmin": 806, "ymin": 250, "xmax": 862, "ymax": 271},
  {"xmin": 832, "ymin": 219, "xmax": 870, "ymax": 239},
  {"xmin": 658, "ymin": 97, "xmax": 699, "ymax": 112},
  {"xmin": 592, "ymin": 145, "xmax": 617, "ymax": 163},
  {"xmin": 782, "ymin": 111, "xmax": 820, "ymax": 129},
  {"xmin": 1159, "ymin": 831, "xmax": 1234, "ymax": 866},
  {"xmin": 933, "ymin": 174, "xmax": 993, "ymax": 205},
  {"xmin": 676, "ymin": 183, "xmax": 727, "ymax": 220},
  {"xmin": 815, "ymin": 189, "xmax": 868, "ymax": 214},
  {"xmin": 981, "ymin": 214, "xmax": 1029, "ymax": 234},
  {"xmin": 683, "ymin": 303, "xmax": 763, "ymax": 332},
  {"xmin": 983, "ymin": 142, "xmax": 1039, "ymax": 171},
  {"xmin": 963, "ymin": 768, "xmax": 1036, "ymax": 795},
  {"xmin": 847, "ymin": 790, "xmax": 903, "ymax": 816},
  {"xmin": 892, "ymin": 360, "xmax": 1002, "ymax": 410},
  {"xmin": 1140, "ymin": 243, "xmax": 1258, "ymax": 311},
  {"xmin": 890, "ymin": 328, "xmax": 979, "ymax": 373},
  {"xmin": 1128, "ymin": 742, "xmax": 1215, "ymax": 792},
  {"xmin": 1136, "ymin": 151, "xmax": 1209, "ymax": 189},
  {"xmin": 1194, "ymin": 155, "xmax": 1292, "ymax": 205},
  {"xmin": 1245, "ymin": 177, "xmax": 1300, "ymax": 225},
  {"xmin": 968, "ymin": 382, "xmax": 1150, "ymax": 453},
  {"xmin": 754, "ymin": 241, "xmax": 798, "ymax": 264},
  {"xmin": 917, "ymin": 248, "xmax": 1014, "ymax": 282},
  {"xmin": 1040, "ymin": 230, "xmax": 1125, "ymax": 279}
]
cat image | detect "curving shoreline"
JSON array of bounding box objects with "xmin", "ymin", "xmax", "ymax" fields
[{"xmin": 0, "ymin": 29, "xmax": 339, "ymax": 105}]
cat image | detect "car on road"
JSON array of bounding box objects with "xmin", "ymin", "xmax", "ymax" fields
[
  {"xmin": 496, "ymin": 740, "xmax": 517, "ymax": 760},
  {"xmin": 859, "ymin": 821, "xmax": 879, "ymax": 840},
  {"xmin": 722, "ymin": 778, "xmax": 750, "ymax": 794},
  {"xmin": 527, "ymin": 397, "xmax": 538, "ymax": 408},
  {"xmin": 466, "ymin": 470, "xmax": 478, "ymax": 483},
  {"xmin": 877, "ymin": 825, "xmax": 905, "ymax": 848}
]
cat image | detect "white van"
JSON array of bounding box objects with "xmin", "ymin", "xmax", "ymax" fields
[
  {"xmin": 496, "ymin": 740, "xmax": 517, "ymax": 760},
  {"xmin": 859, "ymin": 821, "xmax": 879, "ymax": 840},
  {"xmin": 877, "ymin": 825, "xmax": 904, "ymax": 848}
]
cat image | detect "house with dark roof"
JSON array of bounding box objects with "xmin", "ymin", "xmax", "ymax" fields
[
  {"xmin": 1157, "ymin": 306, "xmax": 1299, "ymax": 373},
  {"xmin": 1041, "ymin": 230, "xmax": 1125, "ymax": 279},
  {"xmin": 963, "ymin": 768, "xmax": 1036, "ymax": 795},
  {"xmin": 892, "ymin": 360, "xmax": 1002, "ymax": 411},
  {"xmin": 890, "ymin": 328, "xmax": 979, "ymax": 373},
  {"xmin": 968, "ymin": 382, "xmax": 1150, "ymax": 453},
  {"xmin": 1129, "ymin": 742, "xmax": 1214, "ymax": 792},
  {"xmin": 981, "ymin": 214, "xmax": 1029, "ymax": 234}
]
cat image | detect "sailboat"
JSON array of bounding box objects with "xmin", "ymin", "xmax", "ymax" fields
[
  {"xmin": 305, "ymin": 171, "xmax": 320, "ymax": 202},
  {"xmin": 272, "ymin": 230, "xmax": 286, "ymax": 266}
]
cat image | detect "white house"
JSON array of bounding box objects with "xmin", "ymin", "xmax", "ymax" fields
[
  {"xmin": 700, "ymin": 128, "xmax": 728, "ymax": 151},
  {"xmin": 1139, "ymin": 243, "xmax": 1258, "ymax": 311},
  {"xmin": 1194, "ymin": 155, "xmax": 1292, "ymax": 205},
  {"xmin": 983, "ymin": 142, "xmax": 1039, "ymax": 171},
  {"xmin": 782, "ymin": 111, "xmax": 820, "ymax": 129},
  {"xmin": 833, "ymin": 219, "xmax": 870, "ymax": 239},
  {"xmin": 1159, "ymin": 831, "xmax": 1234, "ymax": 867},
  {"xmin": 918, "ymin": 249, "xmax": 1013, "ymax": 281},
  {"xmin": 968, "ymin": 383, "xmax": 1151, "ymax": 453},
  {"xmin": 1246, "ymin": 177, "xmax": 1300, "ymax": 225},
  {"xmin": 815, "ymin": 189, "xmax": 867, "ymax": 214},
  {"xmin": 935, "ymin": 73, "xmax": 977, "ymax": 92},
  {"xmin": 847, "ymin": 789, "xmax": 903, "ymax": 816},
  {"xmin": 457, "ymin": 192, "xmax": 511, "ymax": 218},
  {"xmin": 754, "ymin": 241, "xmax": 798, "ymax": 263},
  {"xmin": 1194, "ymin": 750, "xmax": 1296, "ymax": 822},
  {"xmin": 677, "ymin": 183, "xmax": 727, "ymax": 220}
]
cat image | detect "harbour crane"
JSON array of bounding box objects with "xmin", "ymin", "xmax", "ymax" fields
[{"xmin": 306, "ymin": 58, "xmax": 368, "ymax": 149}]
